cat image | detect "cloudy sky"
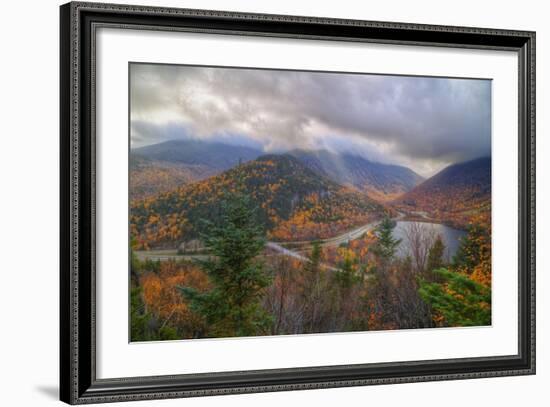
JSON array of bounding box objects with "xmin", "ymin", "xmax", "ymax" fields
[{"xmin": 130, "ymin": 63, "xmax": 491, "ymax": 177}]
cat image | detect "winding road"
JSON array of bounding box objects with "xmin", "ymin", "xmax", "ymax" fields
[{"xmin": 135, "ymin": 213, "xmax": 404, "ymax": 269}]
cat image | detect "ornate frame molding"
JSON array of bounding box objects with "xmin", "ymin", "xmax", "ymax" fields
[{"xmin": 60, "ymin": 2, "xmax": 535, "ymax": 404}]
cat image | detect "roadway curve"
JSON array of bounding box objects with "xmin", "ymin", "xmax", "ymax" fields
[
  {"xmin": 272, "ymin": 212, "xmax": 405, "ymax": 251},
  {"xmin": 135, "ymin": 213, "xmax": 404, "ymax": 267}
]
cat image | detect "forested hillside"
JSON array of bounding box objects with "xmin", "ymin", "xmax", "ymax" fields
[
  {"xmin": 394, "ymin": 157, "xmax": 491, "ymax": 228},
  {"xmin": 130, "ymin": 154, "xmax": 385, "ymax": 249}
]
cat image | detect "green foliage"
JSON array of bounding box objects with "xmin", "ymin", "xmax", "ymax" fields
[
  {"xmin": 426, "ymin": 235, "xmax": 446, "ymax": 273},
  {"xmin": 179, "ymin": 187, "xmax": 272, "ymax": 338},
  {"xmin": 419, "ymin": 268, "xmax": 491, "ymax": 327},
  {"xmin": 372, "ymin": 215, "xmax": 401, "ymax": 261},
  {"xmin": 130, "ymin": 240, "xmax": 141, "ymax": 287},
  {"xmin": 130, "ymin": 287, "xmax": 148, "ymax": 341},
  {"xmin": 334, "ymin": 252, "xmax": 361, "ymax": 290},
  {"xmin": 305, "ymin": 240, "xmax": 322, "ymax": 275}
]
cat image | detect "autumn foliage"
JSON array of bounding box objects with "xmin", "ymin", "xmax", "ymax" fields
[
  {"xmin": 129, "ymin": 152, "xmax": 492, "ymax": 340},
  {"xmin": 131, "ymin": 260, "xmax": 210, "ymax": 340},
  {"xmin": 130, "ymin": 154, "xmax": 383, "ymax": 249}
]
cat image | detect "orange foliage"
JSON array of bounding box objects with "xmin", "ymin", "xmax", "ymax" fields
[
  {"xmin": 140, "ymin": 261, "xmax": 210, "ymax": 334},
  {"xmin": 269, "ymin": 189, "xmax": 381, "ymax": 242},
  {"xmin": 394, "ymin": 183, "xmax": 491, "ymax": 231},
  {"xmin": 460, "ymin": 212, "xmax": 492, "ymax": 287},
  {"xmin": 131, "ymin": 156, "xmax": 384, "ymax": 249}
]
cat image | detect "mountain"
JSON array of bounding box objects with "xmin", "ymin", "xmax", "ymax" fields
[
  {"xmin": 130, "ymin": 140, "xmax": 422, "ymax": 202},
  {"xmin": 288, "ymin": 149, "xmax": 423, "ymax": 202},
  {"xmin": 129, "ymin": 154, "xmax": 218, "ymax": 200},
  {"xmin": 130, "ymin": 154, "xmax": 385, "ymax": 249},
  {"xmin": 132, "ymin": 139, "xmax": 262, "ymax": 170},
  {"xmin": 394, "ymin": 156, "xmax": 491, "ymax": 228},
  {"xmin": 130, "ymin": 139, "xmax": 263, "ymax": 199}
]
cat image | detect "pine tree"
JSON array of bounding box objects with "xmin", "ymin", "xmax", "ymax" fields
[
  {"xmin": 335, "ymin": 250, "xmax": 361, "ymax": 290},
  {"xmin": 179, "ymin": 188, "xmax": 272, "ymax": 338},
  {"xmin": 305, "ymin": 240, "xmax": 322, "ymax": 275},
  {"xmin": 426, "ymin": 235, "xmax": 446, "ymax": 274},
  {"xmin": 372, "ymin": 215, "xmax": 401, "ymax": 262}
]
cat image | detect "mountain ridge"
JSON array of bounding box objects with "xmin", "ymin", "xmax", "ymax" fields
[
  {"xmin": 131, "ymin": 139, "xmax": 423, "ymax": 202},
  {"xmin": 394, "ymin": 156, "xmax": 491, "ymax": 228},
  {"xmin": 132, "ymin": 139, "xmax": 263, "ymax": 170}
]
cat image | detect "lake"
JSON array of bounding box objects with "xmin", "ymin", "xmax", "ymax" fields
[{"xmin": 392, "ymin": 221, "xmax": 467, "ymax": 261}]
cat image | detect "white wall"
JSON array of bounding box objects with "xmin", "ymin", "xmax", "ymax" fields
[{"xmin": 0, "ymin": 0, "xmax": 546, "ymax": 405}]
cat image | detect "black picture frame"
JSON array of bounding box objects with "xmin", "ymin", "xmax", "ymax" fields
[{"xmin": 60, "ymin": 2, "xmax": 536, "ymax": 404}]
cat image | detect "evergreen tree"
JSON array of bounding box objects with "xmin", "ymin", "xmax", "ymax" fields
[
  {"xmin": 301, "ymin": 241, "xmax": 326, "ymax": 333},
  {"xmin": 419, "ymin": 268, "xmax": 491, "ymax": 327},
  {"xmin": 179, "ymin": 189, "xmax": 272, "ymax": 338},
  {"xmin": 364, "ymin": 215, "xmax": 401, "ymax": 329},
  {"xmin": 426, "ymin": 235, "xmax": 446, "ymax": 274},
  {"xmin": 335, "ymin": 251, "xmax": 361, "ymax": 290},
  {"xmin": 453, "ymin": 223, "xmax": 489, "ymax": 270},
  {"xmin": 130, "ymin": 287, "xmax": 149, "ymax": 341},
  {"xmin": 372, "ymin": 215, "xmax": 401, "ymax": 262},
  {"xmin": 305, "ymin": 240, "xmax": 322, "ymax": 275},
  {"xmin": 130, "ymin": 237, "xmax": 143, "ymax": 287}
]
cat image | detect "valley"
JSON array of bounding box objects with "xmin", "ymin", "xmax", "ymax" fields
[
  {"xmin": 130, "ymin": 138, "xmax": 490, "ymax": 273},
  {"xmin": 393, "ymin": 156, "xmax": 491, "ymax": 229}
]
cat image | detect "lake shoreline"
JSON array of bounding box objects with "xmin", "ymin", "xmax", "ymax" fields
[{"xmin": 391, "ymin": 220, "xmax": 467, "ymax": 260}]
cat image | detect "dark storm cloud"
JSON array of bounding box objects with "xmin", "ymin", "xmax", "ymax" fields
[{"xmin": 130, "ymin": 63, "xmax": 491, "ymax": 176}]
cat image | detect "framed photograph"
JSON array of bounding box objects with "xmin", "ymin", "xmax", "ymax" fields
[{"xmin": 60, "ymin": 1, "xmax": 535, "ymax": 404}]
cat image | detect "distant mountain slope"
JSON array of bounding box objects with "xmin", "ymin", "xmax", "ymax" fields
[
  {"xmin": 130, "ymin": 154, "xmax": 385, "ymax": 249},
  {"xmin": 394, "ymin": 156, "xmax": 491, "ymax": 228},
  {"xmin": 129, "ymin": 154, "xmax": 217, "ymax": 200},
  {"xmin": 130, "ymin": 140, "xmax": 422, "ymax": 202},
  {"xmin": 288, "ymin": 149, "xmax": 423, "ymax": 202},
  {"xmin": 132, "ymin": 139, "xmax": 262, "ymax": 170},
  {"xmin": 130, "ymin": 139, "xmax": 263, "ymax": 199}
]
